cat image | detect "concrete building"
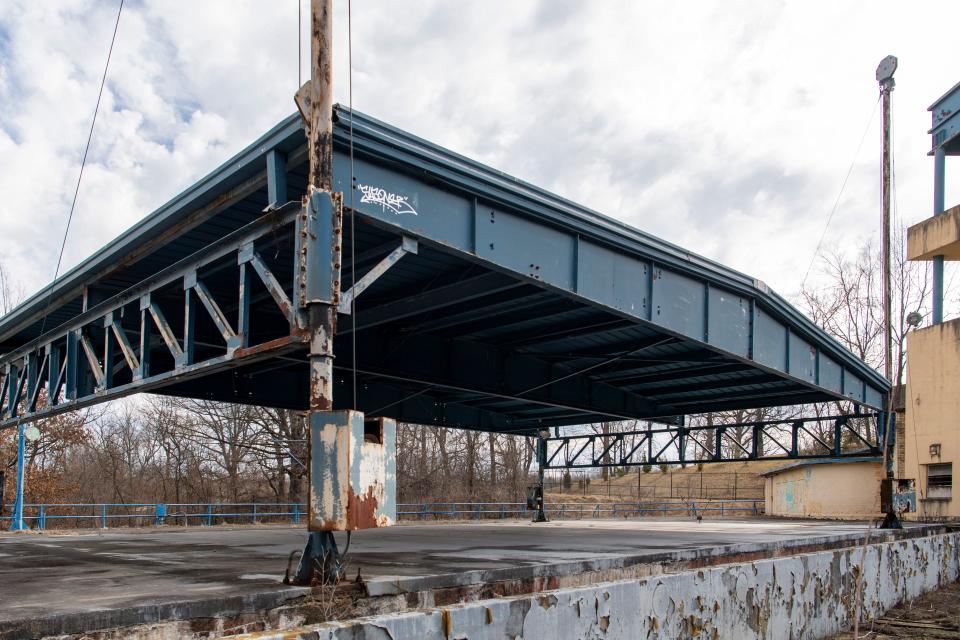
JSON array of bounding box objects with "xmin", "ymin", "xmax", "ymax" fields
[
  {"xmin": 898, "ymin": 313, "xmax": 960, "ymax": 520},
  {"xmin": 762, "ymin": 458, "xmax": 883, "ymax": 519},
  {"xmin": 900, "ymin": 78, "xmax": 960, "ymax": 521}
]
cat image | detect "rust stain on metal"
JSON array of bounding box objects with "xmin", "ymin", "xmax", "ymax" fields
[
  {"xmin": 233, "ymin": 335, "xmax": 306, "ymax": 360},
  {"xmin": 346, "ymin": 483, "xmax": 388, "ymax": 530},
  {"xmin": 440, "ymin": 608, "xmax": 452, "ymax": 638}
]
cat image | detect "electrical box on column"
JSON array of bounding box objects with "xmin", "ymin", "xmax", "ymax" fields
[{"xmin": 309, "ymin": 411, "xmax": 397, "ymax": 530}]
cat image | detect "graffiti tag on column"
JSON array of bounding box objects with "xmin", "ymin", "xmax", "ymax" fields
[{"xmin": 357, "ymin": 184, "xmax": 418, "ymax": 216}]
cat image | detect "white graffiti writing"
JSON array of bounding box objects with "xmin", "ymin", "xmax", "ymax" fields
[{"xmin": 357, "ymin": 184, "xmax": 418, "ymax": 216}]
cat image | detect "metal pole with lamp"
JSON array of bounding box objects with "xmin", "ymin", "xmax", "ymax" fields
[{"xmin": 876, "ymin": 55, "xmax": 903, "ymax": 529}]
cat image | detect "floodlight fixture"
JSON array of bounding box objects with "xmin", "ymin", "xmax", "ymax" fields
[
  {"xmin": 906, "ymin": 311, "xmax": 923, "ymax": 328},
  {"xmin": 876, "ymin": 55, "xmax": 898, "ymax": 83}
]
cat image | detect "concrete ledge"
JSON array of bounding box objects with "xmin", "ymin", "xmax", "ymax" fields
[
  {"xmin": 362, "ymin": 523, "xmax": 945, "ymax": 599},
  {"xmin": 0, "ymin": 521, "xmax": 947, "ymax": 639},
  {"xmin": 246, "ymin": 530, "xmax": 960, "ymax": 640},
  {"xmin": 908, "ymin": 204, "xmax": 960, "ymax": 261},
  {"xmin": 0, "ymin": 587, "xmax": 310, "ymax": 640}
]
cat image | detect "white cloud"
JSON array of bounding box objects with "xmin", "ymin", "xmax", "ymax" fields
[{"xmin": 1, "ymin": 0, "xmax": 959, "ymax": 312}]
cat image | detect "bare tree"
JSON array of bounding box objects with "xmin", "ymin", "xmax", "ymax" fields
[{"xmin": 801, "ymin": 227, "xmax": 928, "ymax": 387}]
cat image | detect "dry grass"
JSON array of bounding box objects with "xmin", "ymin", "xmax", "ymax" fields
[{"xmin": 829, "ymin": 581, "xmax": 960, "ymax": 639}]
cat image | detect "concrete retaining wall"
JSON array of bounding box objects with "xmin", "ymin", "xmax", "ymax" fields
[{"xmin": 250, "ymin": 531, "xmax": 959, "ymax": 639}]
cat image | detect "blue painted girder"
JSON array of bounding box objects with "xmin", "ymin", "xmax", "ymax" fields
[{"xmin": 0, "ymin": 106, "xmax": 888, "ymax": 433}]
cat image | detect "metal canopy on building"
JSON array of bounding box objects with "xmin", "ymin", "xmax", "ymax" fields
[{"xmin": 0, "ymin": 106, "xmax": 888, "ymax": 434}]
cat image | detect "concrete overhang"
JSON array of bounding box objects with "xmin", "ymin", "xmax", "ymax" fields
[{"xmin": 907, "ymin": 204, "xmax": 960, "ymax": 261}]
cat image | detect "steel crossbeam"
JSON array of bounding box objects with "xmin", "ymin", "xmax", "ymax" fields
[{"xmin": 542, "ymin": 413, "xmax": 883, "ymax": 469}]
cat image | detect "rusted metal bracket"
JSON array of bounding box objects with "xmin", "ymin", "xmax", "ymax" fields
[{"xmin": 338, "ymin": 236, "xmax": 417, "ymax": 315}]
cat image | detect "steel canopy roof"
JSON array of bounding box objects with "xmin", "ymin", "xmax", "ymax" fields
[{"xmin": 0, "ymin": 106, "xmax": 888, "ymax": 432}]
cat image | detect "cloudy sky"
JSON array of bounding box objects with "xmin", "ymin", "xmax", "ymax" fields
[{"xmin": 1, "ymin": 0, "xmax": 958, "ymax": 312}]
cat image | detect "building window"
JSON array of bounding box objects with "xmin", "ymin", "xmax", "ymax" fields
[{"xmin": 926, "ymin": 463, "xmax": 952, "ymax": 500}]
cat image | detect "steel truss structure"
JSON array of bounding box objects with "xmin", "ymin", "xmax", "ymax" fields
[
  {"xmin": 543, "ymin": 413, "xmax": 882, "ymax": 469},
  {"xmin": 0, "ymin": 206, "xmax": 304, "ymax": 426},
  {"xmin": 0, "ymin": 106, "xmax": 889, "ymax": 441}
]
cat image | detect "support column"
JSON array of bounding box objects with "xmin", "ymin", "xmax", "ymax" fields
[
  {"xmin": 531, "ymin": 429, "xmax": 549, "ymax": 523},
  {"xmin": 287, "ymin": 0, "xmax": 396, "ymax": 585},
  {"xmin": 10, "ymin": 424, "xmax": 27, "ymax": 531},
  {"xmin": 932, "ymin": 148, "xmax": 946, "ymax": 324},
  {"xmin": 290, "ymin": 0, "xmax": 345, "ymax": 586}
]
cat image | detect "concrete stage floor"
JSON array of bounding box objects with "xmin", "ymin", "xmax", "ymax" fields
[{"xmin": 0, "ymin": 518, "xmax": 921, "ymax": 636}]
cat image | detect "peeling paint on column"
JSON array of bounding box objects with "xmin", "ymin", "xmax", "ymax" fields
[
  {"xmin": 309, "ymin": 411, "xmax": 396, "ymax": 531},
  {"xmin": 242, "ymin": 532, "xmax": 960, "ymax": 640}
]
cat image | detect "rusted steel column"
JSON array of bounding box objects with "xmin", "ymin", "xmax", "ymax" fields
[
  {"xmin": 288, "ymin": 0, "xmax": 344, "ymax": 586},
  {"xmin": 302, "ymin": 190, "xmax": 342, "ymax": 414},
  {"xmin": 304, "ymin": 0, "xmax": 337, "ymax": 413},
  {"xmin": 879, "ymin": 71, "xmax": 894, "ymax": 388},
  {"xmin": 308, "ymin": 0, "xmax": 333, "ymax": 193}
]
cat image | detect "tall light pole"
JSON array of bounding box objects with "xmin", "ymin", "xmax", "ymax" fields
[
  {"xmin": 877, "ymin": 55, "xmax": 901, "ymax": 530},
  {"xmin": 877, "ymin": 55, "xmax": 896, "ymax": 388}
]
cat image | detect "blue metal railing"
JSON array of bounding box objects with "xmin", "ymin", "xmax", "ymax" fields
[
  {"xmin": 396, "ymin": 500, "xmax": 763, "ymax": 520},
  {"xmin": 0, "ymin": 502, "xmax": 306, "ymax": 530},
  {"xmin": 0, "ymin": 499, "xmax": 762, "ymax": 530}
]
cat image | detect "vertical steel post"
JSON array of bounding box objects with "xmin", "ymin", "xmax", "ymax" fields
[
  {"xmin": 307, "ymin": 0, "xmax": 333, "ymax": 195},
  {"xmin": 933, "ymin": 148, "xmax": 946, "ymax": 324},
  {"xmin": 880, "ymin": 72, "xmax": 894, "ymax": 387},
  {"xmin": 304, "ymin": 0, "xmax": 337, "ymax": 417},
  {"xmin": 532, "ymin": 430, "xmax": 549, "ymax": 522},
  {"xmin": 288, "ymin": 0, "xmax": 345, "ymax": 586},
  {"xmin": 9, "ymin": 423, "xmax": 26, "ymax": 531},
  {"xmin": 878, "ymin": 57, "xmax": 902, "ymax": 529}
]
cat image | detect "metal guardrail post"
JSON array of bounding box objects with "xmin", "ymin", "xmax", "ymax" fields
[
  {"xmin": 206, "ymin": 503, "xmax": 213, "ymax": 525},
  {"xmin": 100, "ymin": 504, "xmax": 107, "ymax": 529},
  {"xmin": 155, "ymin": 503, "xmax": 166, "ymax": 526},
  {"xmin": 38, "ymin": 505, "xmax": 45, "ymax": 530},
  {"xmin": 252, "ymin": 503, "xmax": 257, "ymax": 524},
  {"xmin": 293, "ymin": 504, "xmax": 301, "ymax": 525}
]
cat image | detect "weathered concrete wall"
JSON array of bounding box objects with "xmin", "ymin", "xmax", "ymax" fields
[
  {"xmin": 904, "ymin": 318, "xmax": 960, "ymax": 519},
  {"xmin": 764, "ymin": 460, "xmax": 883, "ymax": 519},
  {"xmin": 247, "ymin": 532, "xmax": 959, "ymax": 640}
]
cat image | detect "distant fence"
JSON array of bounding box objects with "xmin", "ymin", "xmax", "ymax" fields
[
  {"xmin": 398, "ymin": 500, "xmax": 763, "ymax": 520},
  {"xmin": 0, "ymin": 499, "xmax": 763, "ymax": 530},
  {"xmin": 0, "ymin": 502, "xmax": 306, "ymax": 530},
  {"xmin": 544, "ymin": 470, "xmax": 765, "ymax": 501}
]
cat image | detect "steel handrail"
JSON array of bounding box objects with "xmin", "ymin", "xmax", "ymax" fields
[{"xmin": 1, "ymin": 499, "xmax": 763, "ymax": 530}]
